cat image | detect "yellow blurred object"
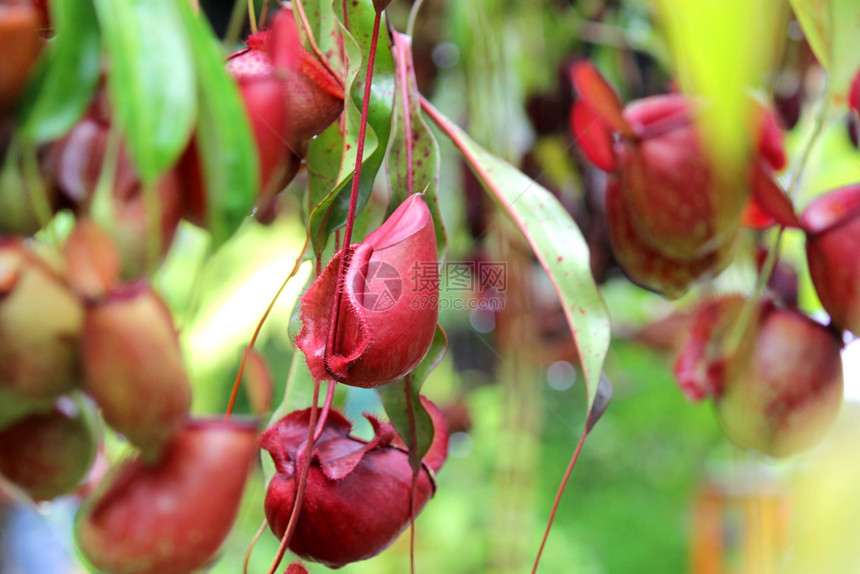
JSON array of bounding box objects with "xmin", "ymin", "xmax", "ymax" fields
[
  {"xmin": 788, "ymin": 0, "xmax": 860, "ymax": 106},
  {"xmin": 691, "ymin": 404, "xmax": 860, "ymax": 574},
  {"xmin": 690, "ymin": 461, "xmax": 788, "ymax": 574},
  {"xmin": 781, "ymin": 404, "xmax": 860, "ymax": 573}
]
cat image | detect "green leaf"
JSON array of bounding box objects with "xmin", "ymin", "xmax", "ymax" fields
[
  {"xmin": 387, "ymin": 32, "xmax": 446, "ymax": 260},
  {"xmin": 0, "ymin": 140, "xmax": 47, "ymax": 235},
  {"xmin": 788, "ymin": 0, "xmax": 860, "ymax": 104},
  {"xmin": 306, "ymin": 1, "xmax": 395, "ymax": 254},
  {"xmin": 423, "ymin": 100, "xmax": 611, "ymax": 419},
  {"xmin": 345, "ymin": 1, "xmax": 395, "ymax": 187},
  {"xmin": 93, "ymin": 0, "xmax": 196, "ymax": 184},
  {"xmin": 304, "ymin": 7, "xmax": 373, "ymax": 252},
  {"xmin": 17, "ymin": 0, "xmax": 101, "ymax": 143},
  {"xmin": 826, "ymin": 0, "xmax": 860, "ymax": 104},
  {"xmin": 377, "ymin": 326, "xmax": 447, "ymax": 469},
  {"xmin": 176, "ymin": 1, "xmax": 258, "ymax": 247}
]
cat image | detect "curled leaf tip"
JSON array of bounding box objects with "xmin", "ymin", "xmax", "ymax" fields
[{"xmin": 372, "ymin": 0, "xmax": 394, "ymax": 13}]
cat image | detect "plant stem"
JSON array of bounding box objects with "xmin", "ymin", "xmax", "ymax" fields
[
  {"xmin": 394, "ymin": 34, "xmax": 415, "ymax": 196},
  {"xmin": 18, "ymin": 142, "xmax": 54, "ymax": 236},
  {"xmin": 323, "ymin": 9, "xmax": 382, "ymax": 372},
  {"xmin": 266, "ymin": 379, "xmax": 321, "ymax": 574},
  {"xmin": 312, "ymin": 380, "xmax": 336, "ymax": 442},
  {"xmin": 405, "ymin": 379, "xmax": 419, "ymax": 574},
  {"xmin": 754, "ymin": 97, "xmax": 829, "ymax": 292},
  {"xmin": 338, "ymin": 10, "xmax": 380, "ymax": 253},
  {"xmin": 725, "ymin": 94, "xmax": 830, "ymax": 354},
  {"xmin": 142, "ymin": 180, "xmax": 162, "ymax": 276},
  {"xmin": 258, "ymin": 0, "xmax": 270, "ymax": 28},
  {"xmin": 225, "ymin": 0, "xmax": 249, "ymax": 50},
  {"xmin": 406, "ymin": 0, "xmax": 425, "ymax": 38},
  {"xmin": 531, "ymin": 427, "xmax": 588, "ymax": 574},
  {"xmin": 409, "ymin": 469, "xmax": 418, "ymax": 574},
  {"xmin": 293, "ymin": 0, "xmax": 344, "ymax": 86},
  {"xmin": 404, "ymin": 376, "xmax": 421, "ymax": 473},
  {"xmin": 247, "ymin": 0, "xmax": 258, "ymax": 34},
  {"xmin": 89, "ymin": 123, "xmax": 121, "ymax": 234},
  {"xmin": 264, "ymin": 14, "xmax": 384, "ymax": 572}
]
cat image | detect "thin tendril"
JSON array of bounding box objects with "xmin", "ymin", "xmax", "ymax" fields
[
  {"xmin": 225, "ymin": 236, "xmax": 309, "ymax": 418},
  {"xmin": 242, "ymin": 519, "xmax": 269, "ymax": 574},
  {"xmin": 725, "ymin": 91, "xmax": 830, "ymax": 354},
  {"xmin": 247, "ymin": 0, "xmax": 258, "ymax": 34},
  {"xmin": 293, "ymin": 0, "xmax": 344, "ymax": 85},
  {"xmin": 323, "ymin": 10, "xmax": 382, "ymax": 376},
  {"xmin": 531, "ymin": 427, "xmax": 588, "ymax": 574},
  {"xmin": 405, "ymin": 380, "xmax": 420, "ymax": 574},
  {"xmin": 225, "ymin": 0, "xmax": 249, "ymax": 51},
  {"xmin": 141, "ymin": 180, "xmax": 161, "ymax": 277},
  {"xmin": 336, "ymin": 11, "xmax": 381, "ymax": 253},
  {"xmin": 409, "ymin": 473, "xmax": 418, "ymax": 574},
  {"xmin": 263, "ymin": 10, "xmax": 382, "ymax": 572},
  {"xmin": 312, "ymin": 380, "xmax": 336, "ymax": 442},
  {"xmin": 755, "ymin": 96, "xmax": 829, "ymax": 289},
  {"xmin": 18, "ymin": 141, "xmax": 54, "ymax": 237},
  {"xmin": 259, "ymin": 0, "xmax": 270, "ymax": 28},
  {"xmin": 265, "ymin": 379, "xmax": 321, "ymax": 574},
  {"xmin": 406, "ymin": 0, "xmax": 425, "ymax": 39}
]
